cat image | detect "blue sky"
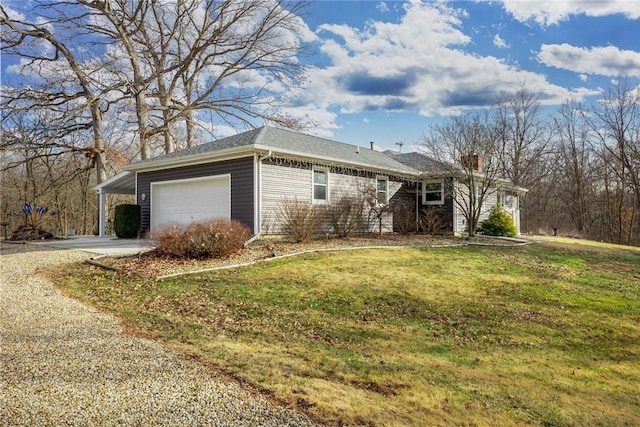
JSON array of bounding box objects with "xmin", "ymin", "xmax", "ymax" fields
[
  {"xmin": 289, "ymin": 0, "xmax": 640, "ymax": 151},
  {"xmin": 2, "ymin": 0, "xmax": 639, "ymax": 153}
]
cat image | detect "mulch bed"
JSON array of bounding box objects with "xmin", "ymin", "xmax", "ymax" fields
[{"xmin": 90, "ymin": 234, "xmax": 528, "ymax": 279}]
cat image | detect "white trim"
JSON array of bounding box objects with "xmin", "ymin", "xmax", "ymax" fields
[
  {"xmin": 312, "ymin": 166, "xmax": 329, "ymax": 204},
  {"xmin": 422, "ymin": 180, "xmax": 445, "ymax": 205},
  {"xmin": 375, "ymin": 175, "xmax": 389, "ymax": 205},
  {"xmin": 98, "ymin": 191, "xmax": 106, "ymax": 237},
  {"xmin": 150, "ymin": 174, "xmax": 231, "ymax": 230},
  {"xmin": 452, "ymin": 181, "xmax": 459, "ymax": 234},
  {"xmin": 95, "ymin": 171, "xmax": 132, "ymax": 191},
  {"xmin": 255, "ymin": 154, "xmax": 261, "ymax": 235}
]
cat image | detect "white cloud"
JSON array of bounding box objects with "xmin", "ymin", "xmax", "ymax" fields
[
  {"xmin": 291, "ymin": 0, "xmax": 597, "ymax": 133},
  {"xmin": 493, "ymin": 34, "xmax": 509, "ymax": 49},
  {"xmin": 579, "ymin": 74, "xmax": 589, "ymax": 82},
  {"xmin": 501, "ymin": 0, "xmax": 640, "ymax": 26},
  {"xmin": 376, "ymin": 2, "xmax": 389, "ymax": 13},
  {"xmin": 538, "ymin": 44, "xmax": 640, "ymax": 77}
]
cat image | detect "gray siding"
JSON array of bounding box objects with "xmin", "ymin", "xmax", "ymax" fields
[
  {"xmin": 260, "ymin": 159, "xmax": 404, "ymax": 234},
  {"xmin": 453, "ymin": 184, "xmax": 521, "ymax": 234},
  {"xmin": 136, "ymin": 157, "xmax": 254, "ymax": 234},
  {"xmin": 419, "ymin": 178, "xmax": 454, "ymax": 233},
  {"xmin": 261, "ymin": 161, "xmax": 311, "ymax": 233}
]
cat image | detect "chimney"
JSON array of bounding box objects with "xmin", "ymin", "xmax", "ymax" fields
[
  {"xmin": 461, "ymin": 154, "xmax": 483, "ymax": 172},
  {"xmin": 370, "ymin": 141, "xmax": 374, "ymax": 150}
]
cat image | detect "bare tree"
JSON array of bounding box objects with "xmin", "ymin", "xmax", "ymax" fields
[
  {"xmin": 77, "ymin": 0, "xmax": 312, "ymax": 156},
  {"xmin": 1, "ymin": 4, "xmax": 115, "ymax": 184},
  {"xmin": 587, "ymin": 81, "xmax": 640, "ymax": 230},
  {"xmin": 421, "ymin": 112, "xmax": 504, "ymax": 237},
  {"xmin": 494, "ymin": 86, "xmax": 552, "ymax": 233},
  {"xmin": 554, "ymin": 101, "xmax": 597, "ymax": 235},
  {"xmin": 494, "ymin": 86, "xmax": 551, "ymax": 186}
]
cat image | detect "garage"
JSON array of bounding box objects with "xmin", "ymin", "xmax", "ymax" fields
[{"xmin": 150, "ymin": 174, "xmax": 231, "ymax": 229}]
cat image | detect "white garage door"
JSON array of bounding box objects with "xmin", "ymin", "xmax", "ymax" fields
[{"xmin": 151, "ymin": 175, "xmax": 230, "ymax": 229}]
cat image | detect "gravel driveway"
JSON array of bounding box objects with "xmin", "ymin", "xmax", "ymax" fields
[{"xmin": 0, "ymin": 243, "xmax": 317, "ymax": 426}]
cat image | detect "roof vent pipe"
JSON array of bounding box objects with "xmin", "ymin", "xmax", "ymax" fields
[
  {"xmin": 370, "ymin": 141, "xmax": 374, "ymax": 150},
  {"xmin": 356, "ymin": 146, "xmax": 360, "ymax": 154}
]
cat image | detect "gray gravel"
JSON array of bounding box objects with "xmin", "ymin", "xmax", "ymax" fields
[{"xmin": 0, "ymin": 243, "xmax": 318, "ymax": 426}]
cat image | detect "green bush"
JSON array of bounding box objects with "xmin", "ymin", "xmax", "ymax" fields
[
  {"xmin": 113, "ymin": 204, "xmax": 141, "ymax": 238},
  {"xmin": 477, "ymin": 204, "xmax": 517, "ymax": 237},
  {"xmin": 278, "ymin": 198, "xmax": 325, "ymax": 242},
  {"xmin": 154, "ymin": 219, "xmax": 251, "ymax": 259}
]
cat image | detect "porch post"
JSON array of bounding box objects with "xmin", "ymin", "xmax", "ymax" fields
[{"xmin": 98, "ymin": 190, "xmax": 106, "ymax": 237}]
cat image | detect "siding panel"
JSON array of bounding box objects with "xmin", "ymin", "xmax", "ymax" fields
[
  {"xmin": 260, "ymin": 160, "xmax": 405, "ymax": 234},
  {"xmin": 136, "ymin": 157, "xmax": 254, "ymax": 234}
]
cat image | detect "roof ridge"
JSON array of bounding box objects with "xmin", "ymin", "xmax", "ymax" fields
[
  {"xmin": 253, "ymin": 126, "xmax": 269, "ymax": 145},
  {"xmin": 265, "ymin": 125, "xmax": 376, "ymax": 152}
]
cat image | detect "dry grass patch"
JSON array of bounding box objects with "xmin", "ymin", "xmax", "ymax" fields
[{"xmin": 54, "ymin": 238, "xmax": 640, "ymax": 426}]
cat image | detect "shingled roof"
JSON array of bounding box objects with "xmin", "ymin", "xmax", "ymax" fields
[{"xmin": 127, "ymin": 126, "xmax": 419, "ymax": 176}]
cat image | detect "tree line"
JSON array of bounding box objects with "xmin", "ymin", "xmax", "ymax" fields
[{"xmin": 422, "ymin": 83, "xmax": 640, "ymax": 246}]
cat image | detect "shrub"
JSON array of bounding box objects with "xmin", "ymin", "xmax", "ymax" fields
[
  {"xmin": 327, "ymin": 195, "xmax": 366, "ymax": 237},
  {"xmin": 477, "ymin": 204, "xmax": 517, "ymax": 237},
  {"xmin": 391, "ymin": 198, "xmax": 417, "ymax": 234},
  {"xmin": 154, "ymin": 219, "xmax": 251, "ymax": 259},
  {"xmin": 278, "ymin": 198, "xmax": 325, "ymax": 242},
  {"xmin": 114, "ymin": 204, "xmax": 141, "ymax": 238},
  {"xmin": 419, "ymin": 206, "xmax": 448, "ymax": 234}
]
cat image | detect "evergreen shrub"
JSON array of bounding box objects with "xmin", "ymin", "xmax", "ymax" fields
[
  {"xmin": 477, "ymin": 204, "xmax": 517, "ymax": 237},
  {"xmin": 113, "ymin": 204, "xmax": 141, "ymax": 238}
]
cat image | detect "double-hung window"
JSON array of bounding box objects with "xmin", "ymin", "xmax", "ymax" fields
[
  {"xmin": 313, "ymin": 168, "xmax": 328, "ymax": 202},
  {"xmin": 423, "ymin": 180, "xmax": 444, "ymax": 205},
  {"xmin": 376, "ymin": 177, "xmax": 388, "ymax": 204}
]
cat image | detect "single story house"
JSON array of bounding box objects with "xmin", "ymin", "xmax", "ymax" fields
[{"xmin": 96, "ymin": 126, "xmax": 526, "ymax": 237}]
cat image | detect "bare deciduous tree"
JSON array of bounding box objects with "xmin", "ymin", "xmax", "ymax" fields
[
  {"xmin": 421, "ymin": 112, "xmax": 505, "ymax": 237},
  {"xmin": 554, "ymin": 101, "xmax": 596, "ymax": 235},
  {"xmin": 1, "ymin": 5, "xmax": 111, "ymax": 184},
  {"xmin": 78, "ymin": 0, "xmax": 313, "ymax": 156},
  {"xmin": 587, "ymin": 81, "xmax": 640, "ymax": 242}
]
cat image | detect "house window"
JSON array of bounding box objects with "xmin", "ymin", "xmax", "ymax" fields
[
  {"xmin": 376, "ymin": 177, "xmax": 388, "ymax": 204},
  {"xmin": 313, "ymin": 168, "xmax": 328, "ymax": 202},
  {"xmin": 497, "ymin": 191, "xmax": 505, "ymax": 206},
  {"xmin": 423, "ymin": 180, "xmax": 444, "ymax": 205}
]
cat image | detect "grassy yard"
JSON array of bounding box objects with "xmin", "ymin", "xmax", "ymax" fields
[{"xmin": 55, "ymin": 238, "xmax": 640, "ymax": 426}]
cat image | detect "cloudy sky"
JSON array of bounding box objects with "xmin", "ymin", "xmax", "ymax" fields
[
  {"xmin": 2, "ymin": 0, "xmax": 639, "ymax": 152},
  {"xmin": 290, "ymin": 0, "xmax": 640, "ymax": 150}
]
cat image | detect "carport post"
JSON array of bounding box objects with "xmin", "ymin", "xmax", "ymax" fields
[{"xmin": 98, "ymin": 189, "xmax": 107, "ymax": 237}]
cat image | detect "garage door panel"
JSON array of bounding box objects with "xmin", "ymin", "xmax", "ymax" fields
[{"xmin": 151, "ymin": 175, "xmax": 230, "ymax": 229}]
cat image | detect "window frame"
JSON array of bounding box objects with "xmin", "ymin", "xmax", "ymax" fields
[
  {"xmin": 312, "ymin": 167, "xmax": 329, "ymax": 203},
  {"xmin": 375, "ymin": 176, "xmax": 389, "ymax": 205},
  {"xmin": 422, "ymin": 180, "xmax": 445, "ymax": 205}
]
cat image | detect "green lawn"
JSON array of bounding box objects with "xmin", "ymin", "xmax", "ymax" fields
[{"xmin": 56, "ymin": 238, "xmax": 640, "ymax": 426}]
